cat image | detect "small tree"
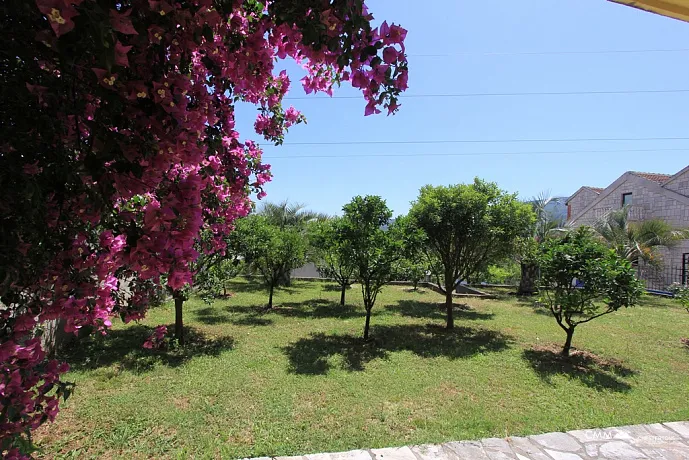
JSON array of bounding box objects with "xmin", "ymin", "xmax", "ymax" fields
[
  {"xmin": 539, "ymin": 227, "xmax": 644, "ymax": 356},
  {"xmin": 340, "ymin": 196, "xmax": 402, "ymax": 340},
  {"xmin": 309, "ymin": 218, "xmax": 356, "ymax": 305},
  {"xmin": 391, "ymin": 214, "xmax": 427, "ymax": 291},
  {"xmin": 234, "ymin": 216, "xmax": 306, "ymax": 309},
  {"xmin": 259, "ymin": 200, "xmax": 328, "ymax": 287},
  {"xmin": 669, "ymin": 283, "xmax": 689, "ymax": 311},
  {"xmin": 409, "ymin": 179, "xmax": 535, "ymax": 329},
  {"xmin": 196, "ymin": 258, "xmax": 244, "ymax": 303},
  {"xmin": 395, "ymin": 259, "xmax": 427, "ymax": 290}
]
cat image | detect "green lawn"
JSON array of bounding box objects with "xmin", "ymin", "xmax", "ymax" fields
[{"xmin": 37, "ymin": 279, "xmax": 689, "ymax": 459}]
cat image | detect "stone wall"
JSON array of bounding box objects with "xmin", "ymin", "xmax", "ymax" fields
[
  {"xmin": 568, "ymin": 174, "xmax": 689, "ymax": 285},
  {"xmin": 568, "ymin": 188, "xmax": 599, "ymax": 221},
  {"xmin": 572, "ymin": 175, "xmax": 689, "ymax": 228},
  {"xmin": 664, "ymin": 167, "xmax": 689, "ymax": 198}
]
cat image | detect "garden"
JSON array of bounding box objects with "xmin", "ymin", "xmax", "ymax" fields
[
  {"xmin": 4, "ymin": 2, "xmax": 689, "ymax": 458},
  {"xmin": 35, "ymin": 280, "xmax": 689, "ymax": 458}
]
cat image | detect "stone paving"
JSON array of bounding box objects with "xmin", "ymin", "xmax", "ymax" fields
[{"xmin": 252, "ymin": 421, "xmax": 689, "ymax": 460}]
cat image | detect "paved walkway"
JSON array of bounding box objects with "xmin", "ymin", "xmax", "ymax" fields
[{"xmin": 256, "ymin": 421, "xmax": 689, "ymax": 460}]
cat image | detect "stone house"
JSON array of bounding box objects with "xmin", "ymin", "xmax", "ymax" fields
[{"xmin": 566, "ymin": 166, "xmax": 689, "ymax": 289}]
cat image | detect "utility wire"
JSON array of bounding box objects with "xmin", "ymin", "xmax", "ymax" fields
[
  {"xmin": 272, "ymin": 136, "xmax": 689, "ymax": 147},
  {"xmin": 409, "ymin": 48, "xmax": 689, "ymax": 57},
  {"xmin": 265, "ymin": 147, "xmax": 689, "ymax": 160},
  {"xmin": 284, "ymin": 89, "xmax": 689, "ymax": 100}
]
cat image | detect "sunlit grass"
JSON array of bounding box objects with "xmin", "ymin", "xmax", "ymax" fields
[{"xmin": 36, "ymin": 279, "xmax": 689, "ymax": 459}]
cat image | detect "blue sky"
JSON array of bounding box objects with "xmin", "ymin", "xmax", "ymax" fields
[{"xmin": 236, "ymin": 0, "xmax": 689, "ymax": 216}]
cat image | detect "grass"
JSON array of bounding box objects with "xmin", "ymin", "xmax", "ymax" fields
[{"xmin": 35, "ymin": 280, "xmax": 689, "ymax": 459}]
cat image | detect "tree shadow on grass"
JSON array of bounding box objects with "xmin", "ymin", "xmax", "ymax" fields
[
  {"xmin": 195, "ymin": 306, "xmax": 232, "ymax": 325},
  {"xmin": 283, "ymin": 324, "xmax": 513, "ymax": 375},
  {"xmin": 514, "ymin": 297, "xmax": 552, "ymax": 317},
  {"xmin": 226, "ymin": 279, "xmax": 299, "ymax": 295},
  {"xmin": 387, "ymin": 300, "xmax": 494, "ymax": 321},
  {"xmin": 192, "ymin": 305, "xmax": 274, "ymax": 327},
  {"xmin": 271, "ymin": 299, "xmax": 362, "ymax": 320},
  {"xmin": 63, "ymin": 325, "xmax": 234, "ymax": 374},
  {"xmin": 321, "ymin": 284, "xmax": 351, "ymax": 292},
  {"xmin": 522, "ymin": 346, "xmax": 637, "ymax": 393}
]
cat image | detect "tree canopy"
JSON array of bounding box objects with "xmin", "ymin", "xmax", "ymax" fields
[
  {"xmin": 309, "ymin": 218, "xmax": 357, "ymax": 306},
  {"xmin": 233, "ymin": 215, "xmax": 307, "ymax": 309},
  {"xmin": 340, "ymin": 196, "xmax": 402, "ymax": 339},
  {"xmin": 539, "ymin": 227, "xmax": 644, "ymax": 356},
  {"xmin": 409, "ymin": 179, "xmax": 534, "ymax": 329}
]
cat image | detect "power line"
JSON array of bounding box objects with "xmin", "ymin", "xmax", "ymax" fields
[
  {"xmin": 409, "ymin": 48, "xmax": 689, "ymax": 57},
  {"xmin": 264, "ymin": 147, "xmax": 689, "ymax": 160},
  {"xmin": 271, "ymin": 136, "xmax": 689, "ymax": 147},
  {"xmin": 284, "ymin": 88, "xmax": 689, "ymax": 100}
]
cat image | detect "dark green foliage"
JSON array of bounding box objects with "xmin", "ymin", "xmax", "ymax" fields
[
  {"xmin": 309, "ymin": 218, "xmax": 356, "ymax": 305},
  {"xmin": 232, "ymin": 216, "xmax": 307, "ymax": 308},
  {"xmin": 539, "ymin": 227, "xmax": 644, "ymax": 356},
  {"xmin": 340, "ymin": 196, "xmax": 402, "ymax": 339},
  {"xmin": 409, "ymin": 179, "xmax": 535, "ymax": 329}
]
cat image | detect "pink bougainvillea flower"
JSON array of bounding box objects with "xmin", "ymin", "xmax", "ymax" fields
[
  {"xmin": 383, "ymin": 46, "xmax": 398, "ymax": 65},
  {"xmin": 114, "ymin": 41, "xmax": 133, "ymax": 68},
  {"xmin": 36, "ymin": 0, "xmax": 79, "ymax": 36},
  {"xmin": 364, "ymin": 100, "xmax": 381, "ymax": 116},
  {"xmin": 148, "ymin": 0, "xmax": 174, "ymax": 16},
  {"xmin": 92, "ymin": 68, "xmax": 118, "ymax": 90},
  {"xmin": 110, "ymin": 9, "xmax": 138, "ymax": 35},
  {"xmin": 23, "ymin": 160, "xmax": 43, "ymax": 176}
]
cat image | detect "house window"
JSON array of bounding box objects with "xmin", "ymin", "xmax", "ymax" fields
[
  {"xmin": 567, "ymin": 204, "xmax": 571, "ymax": 220},
  {"xmin": 622, "ymin": 193, "xmax": 633, "ymax": 207}
]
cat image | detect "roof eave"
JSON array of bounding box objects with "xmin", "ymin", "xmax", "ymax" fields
[{"xmin": 609, "ymin": 0, "xmax": 689, "ymax": 23}]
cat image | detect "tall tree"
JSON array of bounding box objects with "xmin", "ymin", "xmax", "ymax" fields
[
  {"xmin": 1, "ymin": 1, "xmax": 407, "ymax": 450},
  {"xmin": 340, "ymin": 196, "xmax": 402, "ymax": 340},
  {"xmin": 259, "ymin": 200, "xmax": 329, "ymax": 229},
  {"xmin": 409, "ymin": 179, "xmax": 534, "ymax": 329},
  {"xmin": 539, "ymin": 227, "xmax": 644, "ymax": 356},
  {"xmin": 593, "ymin": 207, "xmax": 689, "ymax": 266},
  {"xmin": 309, "ymin": 218, "xmax": 356, "ymax": 306},
  {"xmin": 233, "ymin": 216, "xmax": 306, "ymax": 309}
]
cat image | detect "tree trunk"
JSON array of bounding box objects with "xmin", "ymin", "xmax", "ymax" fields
[
  {"xmin": 518, "ymin": 262, "xmax": 539, "ymax": 296},
  {"xmin": 223, "ymin": 283, "xmax": 227, "ymax": 297},
  {"xmin": 340, "ymin": 284, "xmax": 346, "ymax": 306},
  {"xmin": 363, "ymin": 307, "xmax": 372, "ymax": 340},
  {"xmin": 562, "ymin": 327, "xmax": 575, "ymax": 357},
  {"xmin": 174, "ymin": 296, "xmax": 184, "ymax": 345},
  {"xmin": 278, "ymin": 270, "xmax": 291, "ymax": 287},
  {"xmin": 445, "ymin": 288, "xmax": 454, "ymax": 330},
  {"xmin": 268, "ymin": 283, "xmax": 274, "ymax": 309}
]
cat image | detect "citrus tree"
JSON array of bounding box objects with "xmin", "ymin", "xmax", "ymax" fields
[
  {"xmin": 309, "ymin": 218, "xmax": 356, "ymax": 306},
  {"xmin": 233, "ymin": 216, "xmax": 307, "ymax": 309},
  {"xmin": 340, "ymin": 196, "xmax": 402, "ymax": 340},
  {"xmin": 409, "ymin": 179, "xmax": 534, "ymax": 329},
  {"xmin": 539, "ymin": 227, "xmax": 644, "ymax": 356}
]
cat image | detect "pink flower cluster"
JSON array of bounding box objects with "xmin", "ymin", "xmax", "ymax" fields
[
  {"xmin": 0, "ymin": 339, "xmax": 68, "ymax": 446},
  {"xmin": 142, "ymin": 325, "xmax": 168, "ymax": 349},
  {"xmin": 2, "ymin": 0, "xmax": 407, "ymax": 452}
]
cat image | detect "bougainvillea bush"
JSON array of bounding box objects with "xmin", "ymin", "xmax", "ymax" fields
[{"xmin": 0, "ymin": 0, "xmax": 407, "ymax": 454}]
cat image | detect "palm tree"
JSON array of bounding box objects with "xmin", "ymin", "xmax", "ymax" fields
[
  {"xmin": 518, "ymin": 192, "xmax": 563, "ymax": 295},
  {"xmin": 258, "ymin": 200, "xmax": 329, "ymax": 229},
  {"xmin": 593, "ymin": 207, "xmax": 688, "ymax": 266}
]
